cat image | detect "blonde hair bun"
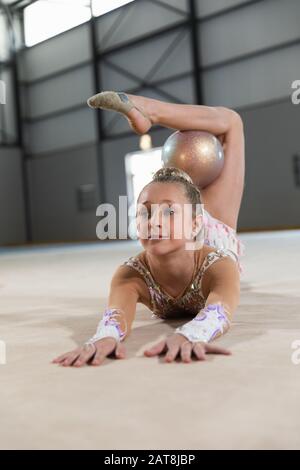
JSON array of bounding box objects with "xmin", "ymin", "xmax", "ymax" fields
[{"xmin": 152, "ymin": 166, "xmax": 194, "ymax": 185}]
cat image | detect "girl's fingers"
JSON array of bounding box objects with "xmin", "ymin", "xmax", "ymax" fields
[
  {"xmin": 52, "ymin": 348, "xmax": 80, "ymax": 364},
  {"xmin": 54, "ymin": 339, "xmax": 122, "ymax": 368},
  {"xmin": 164, "ymin": 344, "xmax": 180, "ymax": 363},
  {"xmin": 52, "ymin": 353, "xmax": 69, "ymax": 364},
  {"xmin": 180, "ymin": 341, "xmax": 193, "ymax": 363},
  {"xmin": 61, "ymin": 352, "xmax": 81, "ymax": 367},
  {"xmin": 73, "ymin": 347, "xmax": 96, "ymax": 367},
  {"xmin": 115, "ymin": 342, "xmax": 126, "ymax": 359},
  {"xmin": 192, "ymin": 343, "xmax": 206, "ymax": 361},
  {"xmin": 91, "ymin": 349, "xmax": 106, "ymax": 366},
  {"xmin": 205, "ymin": 344, "xmax": 232, "ymax": 355},
  {"xmin": 144, "ymin": 340, "xmax": 167, "ymax": 357},
  {"xmin": 90, "ymin": 341, "xmax": 125, "ymax": 365}
]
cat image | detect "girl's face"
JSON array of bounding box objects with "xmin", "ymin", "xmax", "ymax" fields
[{"xmin": 136, "ymin": 182, "xmax": 202, "ymax": 256}]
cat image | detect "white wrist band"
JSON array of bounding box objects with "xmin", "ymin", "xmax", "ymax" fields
[
  {"xmin": 85, "ymin": 307, "xmax": 127, "ymax": 345},
  {"xmin": 175, "ymin": 303, "xmax": 230, "ymax": 343}
]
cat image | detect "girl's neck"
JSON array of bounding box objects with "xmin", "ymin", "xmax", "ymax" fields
[{"xmin": 144, "ymin": 247, "xmax": 197, "ymax": 288}]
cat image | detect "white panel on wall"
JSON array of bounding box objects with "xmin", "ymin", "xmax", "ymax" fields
[
  {"xmin": 0, "ymin": 12, "xmax": 10, "ymax": 61},
  {"xmin": 19, "ymin": 23, "xmax": 91, "ymax": 82},
  {"xmin": 196, "ymin": 0, "xmax": 252, "ymax": 18},
  {"xmin": 25, "ymin": 65, "xmax": 94, "ymax": 119},
  {"xmin": 25, "ymin": 107, "xmax": 97, "ymax": 155},
  {"xmin": 199, "ymin": 0, "xmax": 300, "ymax": 67},
  {"xmin": 202, "ymin": 43, "xmax": 300, "ymax": 109},
  {"xmin": 0, "ymin": 69, "xmax": 5, "ymax": 143},
  {"xmin": 1, "ymin": 67, "xmax": 17, "ymax": 143},
  {"xmin": 96, "ymin": 0, "xmax": 187, "ymax": 51},
  {"xmin": 103, "ymin": 28, "xmax": 192, "ymax": 85}
]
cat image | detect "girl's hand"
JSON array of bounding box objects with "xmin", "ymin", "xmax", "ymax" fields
[
  {"xmin": 52, "ymin": 337, "xmax": 126, "ymax": 367},
  {"xmin": 144, "ymin": 333, "xmax": 231, "ymax": 363}
]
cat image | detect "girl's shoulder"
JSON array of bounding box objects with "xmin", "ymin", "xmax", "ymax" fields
[
  {"xmin": 122, "ymin": 250, "xmax": 146, "ymax": 270},
  {"xmin": 119, "ymin": 251, "xmax": 152, "ymax": 305},
  {"xmin": 118, "ymin": 251, "xmax": 151, "ymax": 286},
  {"xmin": 111, "ymin": 251, "xmax": 147, "ymax": 284},
  {"xmin": 196, "ymin": 245, "xmax": 216, "ymax": 269},
  {"xmin": 198, "ymin": 247, "xmax": 240, "ymax": 298},
  {"xmin": 202, "ymin": 245, "xmax": 238, "ymax": 266}
]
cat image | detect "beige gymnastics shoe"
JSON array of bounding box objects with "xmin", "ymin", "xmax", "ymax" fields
[{"xmin": 87, "ymin": 91, "xmax": 152, "ymax": 135}]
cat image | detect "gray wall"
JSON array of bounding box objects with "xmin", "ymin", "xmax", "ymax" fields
[
  {"xmin": 1, "ymin": 0, "xmax": 299, "ymax": 245},
  {"xmin": 199, "ymin": 0, "xmax": 300, "ymax": 108},
  {"xmin": 239, "ymin": 98, "xmax": 300, "ymax": 230},
  {"xmin": 0, "ymin": 146, "xmax": 26, "ymax": 244},
  {"xmin": 27, "ymin": 144, "xmax": 101, "ymax": 242}
]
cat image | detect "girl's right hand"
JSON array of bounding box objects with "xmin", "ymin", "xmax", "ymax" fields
[{"xmin": 52, "ymin": 337, "xmax": 126, "ymax": 367}]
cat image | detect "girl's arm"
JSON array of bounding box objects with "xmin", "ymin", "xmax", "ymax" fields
[
  {"xmin": 105, "ymin": 265, "xmax": 141, "ymax": 338},
  {"xmin": 52, "ymin": 265, "xmax": 140, "ymax": 367},
  {"xmin": 83, "ymin": 264, "xmax": 142, "ymax": 345},
  {"xmin": 175, "ymin": 256, "xmax": 240, "ymax": 343},
  {"xmin": 202, "ymin": 255, "xmax": 240, "ymax": 321}
]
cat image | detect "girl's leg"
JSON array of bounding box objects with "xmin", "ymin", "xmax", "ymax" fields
[
  {"xmin": 128, "ymin": 94, "xmax": 245, "ymax": 231},
  {"xmin": 127, "ymin": 94, "xmax": 228, "ymax": 136}
]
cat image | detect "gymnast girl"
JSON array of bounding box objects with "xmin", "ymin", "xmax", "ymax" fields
[{"xmin": 52, "ymin": 91, "xmax": 245, "ymax": 367}]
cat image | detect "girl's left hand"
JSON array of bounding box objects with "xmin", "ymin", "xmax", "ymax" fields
[{"xmin": 144, "ymin": 333, "xmax": 231, "ymax": 363}]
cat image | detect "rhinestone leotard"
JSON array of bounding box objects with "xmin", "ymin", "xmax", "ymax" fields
[
  {"xmin": 202, "ymin": 209, "xmax": 245, "ymax": 274},
  {"xmin": 123, "ymin": 247, "xmax": 238, "ymax": 320}
]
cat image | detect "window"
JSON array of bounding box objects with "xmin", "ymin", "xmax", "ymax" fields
[
  {"xmin": 125, "ymin": 147, "xmax": 163, "ymax": 239},
  {"xmin": 24, "ymin": 0, "xmax": 136, "ymax": 47},
  {"xmin": 24, "ymin": 0, "xmax": 92, "ymax": 47}
]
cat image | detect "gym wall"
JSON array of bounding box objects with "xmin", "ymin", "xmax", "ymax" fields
[{"xmin": 1, "ymin": 0, "xmax": 299, "ymax": 244}]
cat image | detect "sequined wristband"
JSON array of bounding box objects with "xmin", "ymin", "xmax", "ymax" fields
[
  {"xmin": 175, "ymin": 303, "xmax": 230, "ymax": 343},
  {"xmin": 85, "ymin": 307, "xmax": 127, "ymax": 345}
]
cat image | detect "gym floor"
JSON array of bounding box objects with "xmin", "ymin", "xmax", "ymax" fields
[{"xmin": 0, "ymin": 230, "xmax": 299, "ymax": 450}]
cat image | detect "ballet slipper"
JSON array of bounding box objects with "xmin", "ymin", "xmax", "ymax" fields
[{"xmin": 87, "ymin": 91, "xmax": 152, "ymax": 134}]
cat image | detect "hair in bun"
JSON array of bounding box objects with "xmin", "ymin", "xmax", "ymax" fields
[
  {"xmin": 152, "ymin": 166, "xmax": 194, "ymax": 186},
  {"xmin": 151, "ymin": 166, "xmax": 202, "ymax": 210}
]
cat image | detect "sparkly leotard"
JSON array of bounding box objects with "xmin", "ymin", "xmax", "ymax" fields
[
  {"xmin": 123, "ymin": 247, "xmax": 237, "ymax": 320},
  {"xmin": 123, "ymin": 210, "xmax": 245, "ymax": 320},
  {"xmin": 202, "ymin": 209, "xmax": 245, "ymax": 273}
]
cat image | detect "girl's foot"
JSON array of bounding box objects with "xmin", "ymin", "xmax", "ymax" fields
[{"xmin": 87, "ymin": 91, "xmax": 153, "ymax": 135}]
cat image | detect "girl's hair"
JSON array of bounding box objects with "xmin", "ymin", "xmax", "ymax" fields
[{"xmin": 150, "ymin": 166, "xmax": 202, "ymax": 215}]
